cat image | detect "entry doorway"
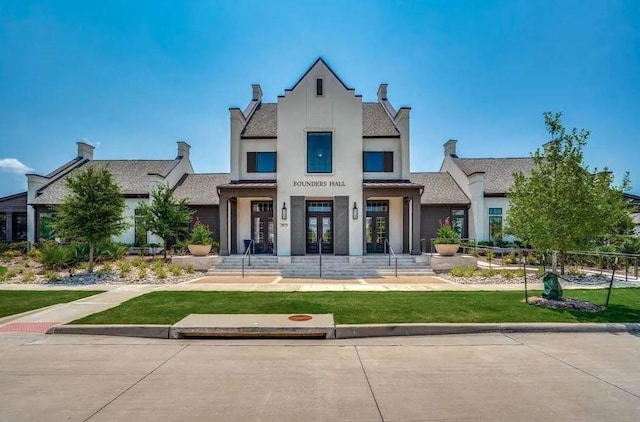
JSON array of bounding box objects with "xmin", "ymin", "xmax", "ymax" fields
[
  {"xmin": 251, "ymin": 201, "xmax": 274, "ymax": 254},
  {"xmin": 306, "ymin": 201, "xmax": 333, "ymax": 254},
  {"xmin": 366, "ymin": 201, "xmax": 389, "ymax": 253}
]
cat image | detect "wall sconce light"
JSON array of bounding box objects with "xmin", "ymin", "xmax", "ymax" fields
[
  {"xmin": 352, "ymin": 201, "xmax": 358, "ymax": 220},
  {"xmin": 281, "ymin": 202, "xmax": 287, "ymax": 220}
]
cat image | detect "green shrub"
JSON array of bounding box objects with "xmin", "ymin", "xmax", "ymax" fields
[
  {"xmin": 168, "ymin": 264, "xmax": 182, "ymax": 276},
  {"xmin": 211, "ymin": 240, "xmax": 220, "ymax": 254},
  {"xmin": 503, "ymin": 252, "xmax": 517, "ymax": 265},
  {"xmin": 95, "ymin": 267, "xmax": 109, "ymax": 278},
  {"xmin": 39, "ymin": 242, "xmax": 68, "ymax": 270},
  {"xmin": 28, "ymin": 247, "xmax": 42, "ymax": 261},
  {"xmin": 185, "ymin": 264, "xmax": 195, "ymax": 274},
  {"xmin": 155, "ymin": 267, "xmax": 168, "ymax": 279},
  {"xmin": 151, "ymin": 259, "xmax": 164, "ymax": 272},
  {"xmin": 486, "ymin": 251, "xmax": 494, "ymax": 264},
  {"xmin": 0, "ymin": 266, "xmax": 7, "ymax": 281},
  {"xmin": 137, "ymin": 267, "xmax": 147, "ymax": 280},
  {"xmin": 21, "ymin": 270, "xmax": 36, "ymax": 282},
  {"xmin": 479, "ymin": 268, "xmax": 497, "ymax": 278},
  {"xmin": 450, "ymin": 266, "xmax": 476, "ymax": 277},
  {"xmin": 536, "ymin": 267, "xmax": 545, "ymax": 278},
  {"xmin": 102, "ymin": 261, "xmax": 113, "ymax": 272},
  {"xmin": 190, "ymin": 219, "xmax": 213, "ymax": 245},
  {"xmin": 45, "ymin": 270, "xmax": 60, "ymax": 282},
  {"xmin": 133, "ymin": 257, "xmax": 146, "ymax": 268},
  {"xmin": 117, "ymin": 260, "xmax": 132, "ymax": 277},
  {"xmin": 566, "ymin": 267, "xmax": 586, "ymax": 277},
  {"xmin": 0, "ymin": 241, "xmax": 29, "ymax": 254}
]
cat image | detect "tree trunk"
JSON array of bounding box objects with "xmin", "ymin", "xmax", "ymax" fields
[
  {"xmin": 163, "ymin": 239, "xmax": 168, "ymax": 261},
  {"xmin": 88, "ymin": 243, "xmax": 95, "ymax": 273}
]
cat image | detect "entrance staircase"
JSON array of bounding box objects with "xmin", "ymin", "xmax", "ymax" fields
[{"xmin": 206, "ymin": 254, "xmax": 434, "ymax": 278}]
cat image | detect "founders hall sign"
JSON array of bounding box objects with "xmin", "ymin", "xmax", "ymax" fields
[{"xmin": 293, "ymin": 180, "xmax": 346, "ymax": 187}]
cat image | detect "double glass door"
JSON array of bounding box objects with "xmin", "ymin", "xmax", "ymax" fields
[
  {"xmin": 251, "ymin": 201, "xmax": 274, "ymax": 254},
  {"xmin": 306, "ymin": 201, "xmax": 333, "ymax": 254},
  {"xmin": 366, "ymin": 201, "xmax": 389, "ymax": 253}
]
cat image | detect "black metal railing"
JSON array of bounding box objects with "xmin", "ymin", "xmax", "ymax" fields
[
  {"xmin": 384, "ymin": 239, "xmax": 398, "ymax": 277},
  {"xmin": 241, "ymin": 239, "xmax": 254, "ymax": 278}
]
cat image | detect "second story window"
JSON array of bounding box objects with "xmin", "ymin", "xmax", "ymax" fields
[
  {"xmin": 363, "ymin": 151, "xmax": 393, "ymax": 172},
  {"xmin": 316, "ymin": 78, "xmax": 323, "ymax": 96},
  {"xmin": 247, "ymin": 152, "xmax": 276, "ymax": 173},
  {"xmin": 307, "ymin": 132, "xmax": 332, "ymax": 173}
]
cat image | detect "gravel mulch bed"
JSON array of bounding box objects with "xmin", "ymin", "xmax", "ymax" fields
[
  {"xmin": 440, "ymin": 272, "xmax": 640, "ymax": 287},
  {"xmin": 527, "ymin": 296, "xmax": 605, "ymax": 312}
]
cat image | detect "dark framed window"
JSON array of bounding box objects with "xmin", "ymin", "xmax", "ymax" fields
[
  {"xmin": 363, "ymin": 151, "xmax": 393, "ymax": 172},
  {"xmin": 134, "ymin": 209, "xmax": 147, "ymax": 246},
  {"xmin": 38, "ymin": 213, "xmax": 55, "ymax": 241},
  {"xmin": 247, "ymin": 152, "xmax": 276, "ymax": 173},
  {"xmin": 12, "ymin": 213, "xmax": 27, "ymax": 242},
  {"xmin": 316, "ymin": 78, "xmax": 323, "ymax": 96},
  {"xmin": 307, "ymin": 132, "xmax": 332, "ymax": 173},
  {"xmin": 488, "ymin": 208, "xmax": 503, "ymax": 240},
  {"xmin": 452, "ymin": 209, "xmax": 465, "ymax": 238},
  {"xmin": 0, "ymin": 213, "xmax": 6, "ymax": 242}
]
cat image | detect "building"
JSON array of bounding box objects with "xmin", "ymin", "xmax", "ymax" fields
[{"xmin": 1, "ymin": 58, "xmax": 635, "ymax": 251}]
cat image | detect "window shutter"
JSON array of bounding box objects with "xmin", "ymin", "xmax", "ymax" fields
[
  {"xmin": 383, "ymin": 152, "xmax": 394, "ymax": 172},
  {"xmin": 273, "ymin": 152, "xmax": 277, "ymax": 172},
  {"xmin": 363, "ymin": 151, "xmax": 367, "ymax": 172},
  {"xmin": 247, "ymin": 152, "xmax": 257, "ymax": 173}
]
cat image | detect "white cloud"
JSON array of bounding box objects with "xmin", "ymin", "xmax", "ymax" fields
[{"xmin": 0, "ymin": 158, "xmax": 34, "ymax": 174}]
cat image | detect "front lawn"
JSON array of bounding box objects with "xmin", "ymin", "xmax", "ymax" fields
[
  {"xmin": 0, "ymin": 290, "xmax": 104, "ymax": 319},
  {"xmin": 73, "ymin": 289, "xmax": 640, "ymax": 325}
]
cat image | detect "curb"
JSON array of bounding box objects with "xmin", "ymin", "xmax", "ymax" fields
[
  {"xmin": 46, "ymin": 322, "xmax": 640, "ymax": 339},
  {"xmin": 47, "ymin": 324, "xmax": 171, "ymax": 339}
]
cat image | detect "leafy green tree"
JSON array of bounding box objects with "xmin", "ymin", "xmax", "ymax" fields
[
  {"xmin": 506, "ymin": 112, "xmax": 633, "ymax": 268},
  {"xmin": 135, "ymin": 184, "xmax": 193, "ymax": 260},
  {"xmin": 53, "ymin": 166, "xmax": 128, "ymax": 273}
]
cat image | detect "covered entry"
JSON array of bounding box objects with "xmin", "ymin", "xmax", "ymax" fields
[
  {"xmin": 306, "ymin": 201, "xmax": 333, "ymax": 254},
  {"xmin": 363, "ymin": 181, "xmax": 424, "ymax": 255},
  {"xmin": 217, "ymin": 181, "xmax": 277, "ymax": 255}
]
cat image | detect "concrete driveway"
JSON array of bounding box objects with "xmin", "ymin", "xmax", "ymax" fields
[{"xmin": 0, "ymin": 332, "xmax": 638, "ymax": 421}]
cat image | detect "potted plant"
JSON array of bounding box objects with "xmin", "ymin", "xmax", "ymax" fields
[
  {"xmin": 434, "ymin": 217, "xmax": 460, "ymax": 256},
  {"xmin": 187, "ymin": 218, "xmax": 213, "ymax": 256}
]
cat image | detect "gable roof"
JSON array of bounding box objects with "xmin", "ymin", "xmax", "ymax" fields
[
  {"xmin": 410, "ymin": 172, "xmax": 470, "ymax": 205},
  {"xmin": 31, "ymin": 160, "xmax": 176, "ymax": 205},
  {"xmin": 362, "ymin": 103, "xmax": 400, "ymax": 137},
  {"xmin": 452, "ymin": 157, "xmax": 536, "ymax": 195},
  {"xmin": 288, "ymin": 57, "xmax": 354, "ymax": 92},
  {"xmin": 240, "ymin": 102, "xmax": 400, "ymax": 139},
  {"xmin": 241, "ymin": 103, "xmax": 277, "ymax": 138},
  {"xmin": 173, "ymin": 173, "xmax": 230, "ymax": 205}
]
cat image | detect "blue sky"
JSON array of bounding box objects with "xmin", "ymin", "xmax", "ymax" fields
[{"xmin": 1, "ymin": 0, "xmax": 639, "ymax": 197}]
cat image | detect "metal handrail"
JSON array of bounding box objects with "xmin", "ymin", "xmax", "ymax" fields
[
  {"xmin": 241, "ymin": 239, "xmax": 254, "ymax": 278},
  {"xmin": 318, "ymin": 237, "xmax": 322, "ymax": 278},
  {"xmin": 384, "ymin": 239, "xmax": 398, "ymax": 277},
  {"xmin": 419, "ymin": 238, "xmax": 428, "ymax": 253}
]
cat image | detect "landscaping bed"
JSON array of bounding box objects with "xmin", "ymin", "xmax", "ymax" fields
[
  {"xmin": 0, "ymin": 290, "xmax": 103, "ymax": 318},
  {"xmin": 72, "ymin": 289, "xmax": 640, "ymax": 325}
]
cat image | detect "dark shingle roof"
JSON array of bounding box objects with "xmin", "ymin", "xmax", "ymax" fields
[
  {"xmin": 242, "ymin": 103, "xmax": 277, "ymax": 138},
  {"xmin": 240, "ymin": 102, "xmax": 400, "ymax": 138},
  {"xmin": 410, "ymin": 172, "xmax": 470, "ymax": 205},
  {"xmin": 453, "ymin": 157, "xmax": 536, "ymax": 195},
  {"xmin": 362, "ymin": 103, "xmax": 400, "ymax": 137},
  {"xmin": 32, "ymin": 160, "xmax": 176, "ymax": 205},
  {"xmin": 173, "ymin": 173, "xmax": 230, "ymax": 205}
]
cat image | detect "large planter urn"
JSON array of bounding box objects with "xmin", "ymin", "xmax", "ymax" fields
[
  {"xmin": 188, "ymin": 244, "xmax": 212, "ymax": 256},
  {"xmin": 434, "ymin": 243, "xmax": 460, "ymax": 257}
]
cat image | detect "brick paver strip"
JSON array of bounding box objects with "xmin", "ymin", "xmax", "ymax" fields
[{"xmin": 0, "ymin": 322, "xmax": 60, "ymax": 333}]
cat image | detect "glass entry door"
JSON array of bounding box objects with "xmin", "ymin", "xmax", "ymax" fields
[
  {"xmin": 251, "ymin": 201, "xmax": 274, "ymax": 254},
  {"xmin": 306, "ymin": 201, "xmax": 333, "ymax": 254},
  {"xmin": 366, "ymin": 201, "xmax": 389, "ymax": 253}
]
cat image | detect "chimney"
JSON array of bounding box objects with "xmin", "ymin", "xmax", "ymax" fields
[
  {"xmin": 77, "ymin": 141, "xmax": 94, "ymax": 160},
  {"xmin": 542, "ymin": 140, "xmax": 559, "ymax": 155},
  {"xmin": 377, "ymin": 83, "xmax": 388, "ymax": 101},
  {"xmin": 177, "ymin": 141, "xmax": 190, "ymax": 160},
  {"xmin": 444, "ymin": 139, "xmax": 457, "ymax": 158},
  {"xmin": 252, "ymin": 84, "xmax": 263, "ymax": 101}
]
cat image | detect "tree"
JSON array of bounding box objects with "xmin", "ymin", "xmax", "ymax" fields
[
  {"xmin": 135, "ymin": 184, "xmax": 193, "ymax": 260},
  {"xmin": 505, "ymin": 112, "xmax": 633, "ymax": 269},
  {"xmin": 53, "ymin": 166, "xmax": 128, "ymax": 273}
]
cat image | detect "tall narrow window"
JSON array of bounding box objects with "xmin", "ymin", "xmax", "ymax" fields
[
  {"xmin": 134, "ymin": 209, "xmax": 147, "ymax": 246},
  {"xmin": 307, "ymin": 132, "xmax": 332, "ymax": 173},
  {"xmin": 39, "ymin": 213, "xmax": 55, "ymax": 241},
  {"xmin": 0, "ymin": 213, "xmax": 6, "ymax": 242},
  {"xmin": 316, "ymin": 78, "xmax": 323, "ymax": 96},
  {"xmin": 12, "ymin": 213, "xmax": 27, "ymax": 241},
  {"xmin": 488, "ymin": 208, "xmax": 503, "ymax": 241},
  {"xmin": 451, "ymin": 209, "xmax": 465, "ymax": 238}
]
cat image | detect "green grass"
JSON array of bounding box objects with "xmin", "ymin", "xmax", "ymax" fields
[
  {"xmin": 73, "ymin": 289, "xmax": 640, "ymax": 325},
  {"xmin": 0, "ymin": 290, "xmax": 104, "ymax": 319}
]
